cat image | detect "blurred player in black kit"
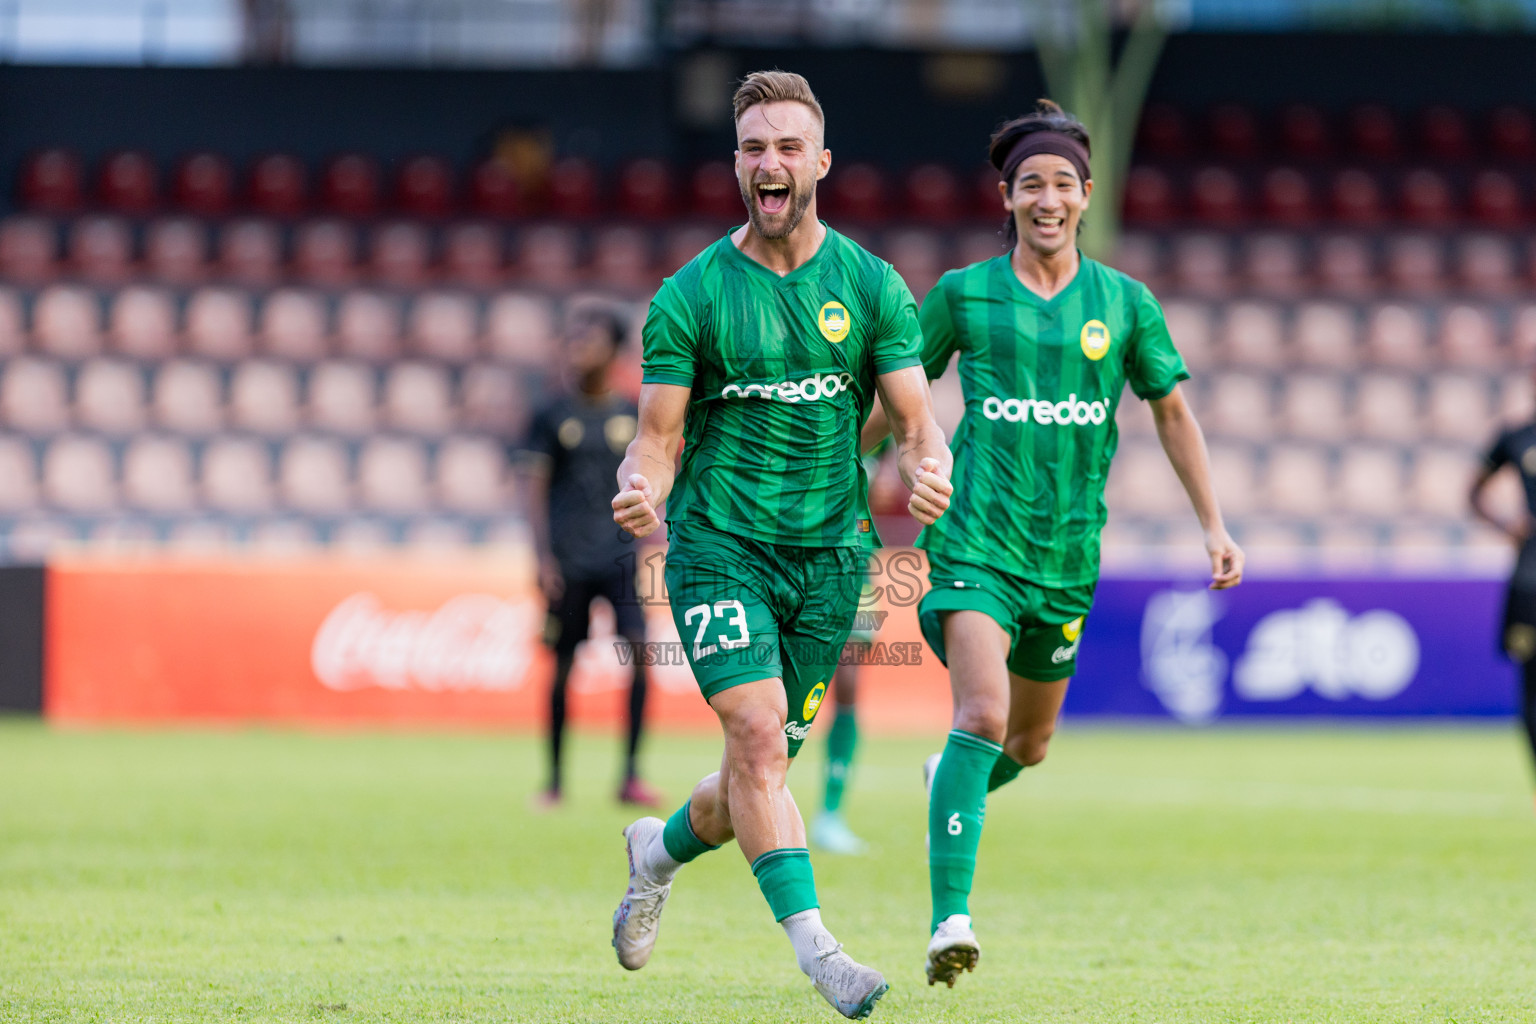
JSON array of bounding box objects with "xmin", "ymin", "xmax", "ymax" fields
[{"xmin": 520, "ymin": 304, "xmax": 660, "ymax": 809}]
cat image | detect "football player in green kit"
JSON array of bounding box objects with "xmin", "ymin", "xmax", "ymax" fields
[
  {"xmin": 608, "ymin": 70, "xmax": 954, "ymax": 1019},
  {"xmin": 898, "ymin": 100, "xmax": 1245, "ymax": 987}
]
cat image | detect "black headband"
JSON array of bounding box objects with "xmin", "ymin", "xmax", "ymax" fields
[{"xmin": 999, "ymin": 131, "xmax": 1091, "ymax": 187}]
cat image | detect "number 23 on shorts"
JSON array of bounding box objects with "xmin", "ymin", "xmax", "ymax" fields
[{"xmin": 683, "ymin": 599, "xmax": 751, "ymax": 659}]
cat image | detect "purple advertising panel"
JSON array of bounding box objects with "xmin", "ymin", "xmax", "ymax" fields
[{"xmin": 1067, "ymin": 578, "xmax": 1519, "ymax": 721}]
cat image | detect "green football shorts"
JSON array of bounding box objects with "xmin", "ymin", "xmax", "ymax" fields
[
  {"xmin": 918, "ymin": 551, "xmax": 1096, "ymax": 682},
  {"xmin": 664, "ymin": 519, "xmax": 864, "ymax": 756}
]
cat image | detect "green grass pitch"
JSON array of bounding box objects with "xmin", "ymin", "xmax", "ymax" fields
[{"xmin": 3, "ymin": 717, "xmax": 1536, "ymax": 1023}]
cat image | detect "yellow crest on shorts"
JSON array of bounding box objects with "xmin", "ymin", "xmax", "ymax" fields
[
  {"xmin": 803, "ymin": 681, "xmax": 827, "ymax": 720},
  {"xmin": 1062, "ymin": 617, "xmax": 1084, "ymax": 642},
  {"xmin": 819, "ymin": 301, "xmax": 850, "ymax": 343},
  {"xmin": 1080, "ymin": 320, "xmax": 1110, "ymax": 361}
]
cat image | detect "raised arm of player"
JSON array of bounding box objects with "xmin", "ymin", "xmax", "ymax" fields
[
  {"xmin": 612, "ymin": 382, "xmax": 689, "ymax": 539},
  {"xmin": 1470, "ymin": 464, "xmax": 1527, "ymax": 544},
  {"xmin": 876, "ymin": 365, "xmax": 953, "ymax": 525},
  {"xmin": 1150, "ymin": 384, "xmax": 1244, "ymax": 590}
]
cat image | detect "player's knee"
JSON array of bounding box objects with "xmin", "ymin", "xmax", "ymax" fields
[
  {"xmin": 726, "ymin": 712, "xmax": 789, "ymax": 783},
  {"xmin": 1005, "ymin": 725, "xmax": 1054, "ymax": 767},
  {"xmin": 952, "ymin": 700, "xmax": 1007, "ymax": 743}
]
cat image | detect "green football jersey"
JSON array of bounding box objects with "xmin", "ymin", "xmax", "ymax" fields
[
  {"xmin": 915, "ymin": 253, "xmax": 1189, "ymax": 587},
  {"xmin": 642, "ymin": 225, "xmax": 923, "ymax": 549}
]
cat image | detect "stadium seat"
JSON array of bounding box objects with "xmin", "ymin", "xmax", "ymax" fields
[
  {"xmin": 1364, "ymin": 303, "xmax": 1430, "ymax": 368},
  {"xmin": 185, "ymin": 287, "xmax": 254, "ymax": 361},
  {"xmin": 1109, "ymin": 232, "xmax": 1159, "ymax": 289},
  {"xmin": 617, "ymin": 158, "xmax": 674, "ymax": 220},
  {"xmin": 905, "ymin": 164, "xmax": 961, "ymax": 223},
  {"xmin": 382, "ymin": 361, "xmax": 454, "ymax": 434},
  {"xmin": 335, "ymin": 290, "xmax": 403, "ymax": 362},
  {"xmin": 1189, "ymin": 167, "xmax": 1248, "ymax": 225},
  {"xmin": 260, "ymin": 288, "xmax": 328, "ymax": 362},
  {"xmin": 1259, "ymin": 168, "xmax": 1315, "ymax": 226},
  {"xmin": 1120, "ymin": 166, "xmax": 1177, "ymax": 226},
  {"xmin": 121, "ymin": 435, "xmax": 196, "ymax": 512},
  {"xmin": 436, "ymin": 435, "xmax": 506, "ymax": 513},
  {"xmin": 885, "ymin": 228, "xmax": 943, "ymax": 301},
  {"xmin": 829, "ymin": 163, "xmax": 887, "ymax": 222},
  {"xmin": 1488, "ymin": 105, "xmax": 1536, "ymax": 162},
  {"xmin": 1208, "ymin": 103, "xmax": 1262, "ymax": 159},
  {"xmin": 34, "ymin": 284, "xmax": 103, "ymax": 359},
  {"xmin": 1278, "ymin": 104, "xmax": 1332, "ymax": 161},
  {"xmin": 0, "ymin": 437, "xmax": 39, "ymax": 511},
  {"xmin": 395, "ymin": 155, "xmax": 455, "ymax": 218},
  {"xmin": 1348, "ymin": 104, "xmax": 1401, "ymax": 161},
  {"xmin": 152, "ymin": 360, "xmax": 223, "ymax": 434},
  {"xmin": 69, "ymin": 215, "xmax": 134, "ymax": 285},
  {"xmin": 1279, "ymin": 374, "xmax": 1348, "ymax": 441},
  {"xmin": 1203, "ymin": 371, "xmax": 1273, "ymax": 441},
  {"xmin": 370, "ymin": 221, "xmax": 433, "ymax": 289},
  {"xmin": 248, "ymin": 518, "xmax": 320, "ymax": 554},
  {"xmin": 971, "ymin": 165, "xmax": 1005, "ymax": 220},
  {"xmin": 1114, "ymin": 389, "xmax": 1156, "ymax": 437},
  {"xmin": 357, "ymin": 436, "xmax": 430, "ymax": 512},
  {"xmin": 201, "ymin": 436, "xmax": 274, "ymax": 513},
  {"xmin": 97, "ymin": 150, "xmax": 159, "ymax": 214},
  {"xmin": 1385, "ymin": 234, "xmax": 1445, "ymax": 295},
  {"xmin": 2, "ymin": 358, "xmax": 69, "ymax": 434},
  {"xmin": 1219, "ymin": 301, "xmax": 1285, "ymax": 368},
  {"xmin": 1512, "ymin": 304, "xmax": 1536, "ymax": 364},
  {"xmin": 1497, "ymin": 368, "xmax": 1535, "ymax": 422},
  {"xmin": 307, "ymin": 360, "xmax": 377, "ymax": 435},
  {"xmin": 229, "ymin": 360, "xmax": 301, "ymax": 435},
  {"xmin": 1292, "ymin": 301, "xmax": 1357, "ymax": 369},
  {"xmin": 321, "ymin": 154, "xmax": 381, "ymax": 218},
  {"xmin": 278, "ymin": 435, "xmax": 352, "ymax": 513},
  {"xmin": 330, "ymin": 518, "xmax": 392, "ymax": 552},
  {"xmin": 0, "ymin": 215, "xmax": 58, "ymax": 284},
  {"xmin": 690, "ymin": 161, "xmax": 740, "ymax": 221},
  {"xmin": 1243, "ymin": 233, "xmax": 1306, "ymax": 296},
  {"xmin": 1353, "ymin": 373, "xmax": 1421, "ymax": 443},
  {"xmin": 162, "ymin": 518, "xmax": 236, "ymax": 553},
  {"xmin": 517, "ymin": 223, "xmax": 582, "ymax": 291},
  {"xmin": 1105, "ymin": 441, "xmax": 1185, "ymax": 517},
  {"xmin": 1419, "ymin": 105, "xmax": 1473, "ymax": 162},
  {"xmin": 1161, "ymin": 300, "xmax": 1214, "ymax": 370},
  {"xmin": 590, "ymin": 226, "xmax": 655, "ymax": 294},
  {"xmin": 461, "ymin": 362, "xmax": 524, "ymax": 435},
  {"xmin": 248, "ymin": 153, "xmax": 309, "ymax": 218},
  {"xmin": 467, "ymin": 157, "xmax": 523, "ymax": 219},
  {"xmin": 1207, "ymin": 441, "xmax": 1260, "ymax": 517},
  {"xmin": 1426, "ymin": 373, "xmax": 1494, "ymax": 442},
  {"xmin": 293, "ymin": 219, "xmax": 358, "ymax": 288},
  {"xmin": 1337, "ymin": 446, "xmax": 1407, "ymax": 519},
  {"xmin": 107, "ymin": 286, "xmax": 176, "ymax": 360},
  {"xmin": 144, "ymin": 217, "xmax": 208, "ymax": 285},
  {"xmin": 19, "ymin": 148, "xmax": 84, "ymax": 213},
  {"xmin": 1408, "ymin": 445, "xmax": 1478, "ymax": 519},
  {"xmin": 1399, "ymin": 169, "xmax": 1457, "ymax": 225},
  {"xmin": 42, "ymin": 435, "xmax": 117, "ymax": 511},
  {"xmin": 173, "ymin": 152, "xmax": 235, "ymax": 216},
  {"xmin": 0, "ymin": 288, "xmax": 24, "ymax": 357},
  {"xmin": 1315, "ymin": 234, "xmax": 1375, "ymax": 296},
  {"xmin": 663, "ymin": 225, "xmax": 721, "ymax": 275},
  {"xmin": 218, "ymin": 219, "xmax": 283, "ymax": 287},
  {"xmin": 1469, "ymin": 170, "xmax": 1523, "ymax": 228},
  {"xmin": 1171, "ymin": 234, "xmax": 1233, "ymax": 297},
  {"xmin": 1263, "ymin": 444, "xmax": 1331, "ymax": 518},
  {"xmin": 75, "ymin": 359, "xmax": 147, "ymax": 435},
  {"xmin": 404, "ymin": 518, "xmax": 473, "ymax": 551},
  {"xmin": 547, "ymin": 156, "xmax": 600, "ymax": 219},
  {"xmin": 484, "ymin": 292, "xmax": 555, "ymax": 365},
  {"xmin": 1136, "ymin": 103, "xmax": 1190, "ymax": 159},
  {"xmin": 1457, "ymin": 234, "xmax": 1518, "ymax": 296},
  {"xmin": 408, "ymin": 292, "xmax": 479, "ymax": 363},
  {"xmin": 1436, "ymin": 304, "xmax": 1502, "ymax": 369},
  {"xmin": 1330, "ymin": 169, "xmax": 1385, "ymax": 225},
  {"xmin": 442, "ymin": 221, "xmax": 505, "ymax": 288}
]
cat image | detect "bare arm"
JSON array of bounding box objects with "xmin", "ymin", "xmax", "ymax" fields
[
  {"xmin": 1470, "ymin": 465, "xmax": 1527, "ymax": 544},
  {"xmin": 1150, "ymin": 384, "xmax": 1244, "ymax": 589},
  {"xmin": 612, "ymin": 382, "xmax": 690, "ymax": 539},
  {"xmin": 875, "ymin": 364, "xmax": 953, "ymax": 525}
]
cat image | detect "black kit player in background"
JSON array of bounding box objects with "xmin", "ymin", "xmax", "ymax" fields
[
  {"xmin": 519, "ymin": 304, "xmax": 662, "ymax": 809},
  {"xmin": 1470, "ymin": 398, "xmax": 1536, "ymax": 802}
]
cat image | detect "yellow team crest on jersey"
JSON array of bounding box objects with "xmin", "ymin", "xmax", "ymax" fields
[
  {"xmin": 803, "ymin": 681, "xmax": 827, "ymax": 720},
  {"xmin": 1080, "ymin": 320, "xmax": 1110, "ymax": 361},
  {"xmin": 1062, "ymin": 617, "xmax": 1084, "ymax": 642},
  {"xmin": 819, "ymin": 301, "xmax": 850, "ymax": 343}
]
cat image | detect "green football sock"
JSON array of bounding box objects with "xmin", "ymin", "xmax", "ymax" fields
[
  {"xmin": 988, "ymin": 751, "xmax": 1025, "ymax": 792},
  {"xmin": 929, "ymin": 729, "xmax": 1003, "ymax": 932},
  {"xmin": 660, "ymin": 800, "xmax": 718, "ymax": 864},
  {"xmin": 751, "ymin": 847, "xmax": 819, "ymax": 921},
  {"xmin": 822, "ymin": 705, "xmax": 858, "ymax": 813}
]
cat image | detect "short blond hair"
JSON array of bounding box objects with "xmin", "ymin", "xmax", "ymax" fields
[{"xmin": 732, "ymin": 69, "xmax": 825, "ymax": 143}]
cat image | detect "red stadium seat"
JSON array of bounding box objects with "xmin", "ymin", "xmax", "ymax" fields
[
  {"xmin": 294, "ymin": 219, "xmax": 359, "ymax": 288},
  {"xmin": 1278, "ymin": 104, "xmax": 1332, "ymax": 161},
  {"xmin": 248, "ymin": 154, "xmax": 308, "ymax": 217},
  {"xmin": 442, "ymin": 221, "xmax": 505, "ymax": 288},
  {"xmin": 69, "ymin": 215, "xmax": 134, "ymax": 285},
  {"xmin": 1120, "ymin": 166, "xmax": 1176, "ymax": 225},
  {"xmin": 370, "ymin": 221, "xmax": 432, "ymax": 289},
  {"xmin": 218, "ymin": 218, "xmax": 282, "ymax": 287},
  {"xmin": 617, "ymin": 158, "xmax": 674, "ymax": 220},
  {"xmin": 395, "ymin": 155, "xmax": 455, "ymax": 218},
  {"xmin": 0, "ymin": 215, "xmax": 58, "ymax": 284},
  {"xmin": 972, "ymin": 164, "xmax": 1004, "ymax": 219},
  {"xmin": 1190, "ymin": 166, "xmax": 1248, "ymax": 225},
  {"xmin": 1470, "ymin": 169, "xmax": 1524, "ymax": 228},
  {"xmin": 173, "ymin": 152, "xmax": 234, "ymax": 216},
  {"xmin": 1419, "ymin": 105, "xmax": 1472, "ymax": 162},
  {"xmin": 1488, "ymin": 106, "xmax": 1536, "ymax": 162},
  {"xmin": 1330, "ymin": 169, "xmax": 1385, "ymax": 225},
  {"xmin": 690, "ymin": 161, "xmax": 741, "ymax": 221},
  {"xmin": 321, "ymin": 154, "xmax": 381, "ymax": 218},
  {"xmin": 1207, "ymin": 103, "xmax": 1261, "ymax": 160},
  {"xmin": 829, "ymin": 163, "xmax": 886, "ymax": 222},
  {"xmin": 1348, "ymin": 104, "xmax": 1401, "ymax": 161},
  {"xmin": 1399, "ymin": 168, "xmax": 1456, "ymax": 225},
  {"xmin": 467, "ymin": 158, "xmax": 523, "ymax": 219},
  {"xmin": 905, "ymin": 164, "xmax": 961, "ymax": 223},
  {"xmin": 144, "ymin": 217, "xmax": 208, "ymax": 286},
  {"xmin": 547, "ymin": 157, "xmax": 600, "ymax": 219},
  {"xmin": 1260, "ymin": 167, "xmax": 1315, "ymax": 225},
  {"xmin": 1136, "ymin": 103, "xmax": 1190, "ymax": 159},
  {"xmin": 97, "ymin": 150, "xmax": 159, "ymax": 214},
  {"xmin": 19, "ymin": 149, "xmax": 85, "ymax": 213}
]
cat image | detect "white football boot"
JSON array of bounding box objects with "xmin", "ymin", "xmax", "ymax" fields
[
  {"xmin": 811, "ymin": 938, "xmax": 889, "ymax": 1019},
  {"xmin": 611, "ymin": 817, "xmax": 671, "ymax": 970},
  {"xmin": 925, "ymin": 914, "xmax": 980, "ymax": 988}
]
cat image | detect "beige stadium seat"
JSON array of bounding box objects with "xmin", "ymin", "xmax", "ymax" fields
[
  {"xmin": 1263, "ymin": 444, "xmax": 1332, "ymax": 518},
  {"xmin": 0, "ymin": 215, "xmax": 58, "ymax": 284},
  {"xmin": 307, "ymin": 361, "xmax": 376, "ymax": 435},
  {"xmin": 0, "ymin": 287, "xmax": 25, "ymax": 357},
  {"xmin": 1336, "ymin": 445, "xmax": 1407, "ymax": 519},
  {"xmin": 930, "ymin": 370, "xmax": 965, "ymax": 439},
  {"xmin": 404, "ymin": 518, "xmax": 474, "ymax": 552},
  {"xmin": 278, "ymin": 436, "xmax": 351, "ymax": 514},
  {"xmin": 442, "ymin": 221, "xmax": 505, "ymax": 289},
  {"xmin": 1104, "ymin": 441, "xmax": 1184, "ymax": 518},
  {"xmin": 591, "ymin": 225, "xmax": 656, "ymax": 295},
  {"xmin": 1497, "ymin": 372, "xmax": 1534, "ymax": 424},
  {"xmin": 293, "ymin": 219, "xmax": 358, "ymax": 288},
  {"xmin": 330, "ymin": 518, "xmax": 394, "ymax": 552},
  {"xmin": 371, "ymin": 221, "xmax": 432, "ymax": 290},
  {"xmin": 1352, "ymin": 373, "xmax": 1421, "ymax": 444},
  {"xmin": 1425, "ymin": 374, "xmax": 1494, "ymax": 443},
  {"xmin": 1385, "ymin": 234, "xmax": 1445, "ymax": 295},
  {"xmin": 121, "ymin": 435, "xmax": 196, "ymax": 512},
  {"xmin": 1512, "ymin": 304, "xmax": 1536, "ymax": 364},
  {"xmin": 259, "ymin": 288, "xmax": 328, "ymax": 362},
  {"xmin": 152, "ymin": 360, "xmax": 223, "ymax": 434},
  {"xmin": 1292, "ymin": 302, "xmax": 1357, "ymax": 370},
  {"xmin": 436, "ymin": 435, "xmax": 507, "ymax": 513},
  {"xmin": 1160, "ymin": 300, "xmax": 1213, "ymax": 371},
  {"xmin": 34, "ymin": 284, "xmax": 102, "ymax": 359},
  {"xmin": 1408, "ymin": 445, "xmax": 1478, "ymax": 520},
  {"xmin": 200, "ymin": 436, "xmax": 274, "ymax": 513},
  {"xmin": 1364, "ymin": 303, "xmax": 1430, "ymax": 369},
  {"xmin": 460, "ymin": 363, "xmax": 522, "ymax": 435},
  {"xmin": 248, "ymin": 518, "xmax": 320, "ymax": 555},
  {"xmin": 6, "ymin": 517, "xmax": 76, "ymax": 560},
  {"xmin": 1436, "ymin": 304, "xmax": 1502, "ymax": 369},
  {"xmin": 1171, "ymin": 233, "xmax": 1233, "ymax": 298},
  {"xmin": 1315, "ymin": 233, "xmax": 1375, "ymax": 297},
  {"xmin": 2, "ymin": 358, "xmax": 69, "ymax": 433},
  {"xmin": 1202, "ymin": 371, "xmax": 1274, "ymax": 442},
  {"xmin": 144, "ymin": 217, "xmax": 208, "ymax": 286},
  {"xmin": 185, "ymin": 287, "xmax": 254, "ymax": 361},
  {"xmin": 1242, "ymin": 233, "xmax": 1305, "ymax": 297},
  {"xmin": 42, "ymin": 435, "xmax": 116, "ymax": 511},
  {"xmin": 358, "ymin": 436, "xmax": 430, "ymax": 512},
  {"xmin": 1458, "ymin": 234, "xmax": 1517, "ymax": 297},
  {"xmin": 165, "ymin": 518, "xmax": 237, "ymax": 553},
  {"xmin": 1206, "ymin": 441, "xmax": 1259, "ymax": 518},
  {"xmin": 1218, "ymin": 301, "xmax": 1285, "ymax": 369},
  {"xmin": 75, "ymin": 359, "xmax": 147, "ymax": 434},
  {"xmin": 229, "ymin": 360, "xmax": 301, "ymax": 435},
  {"xmin": 335, "ymin": 290, "xmax": 402, "ymax": 362},
  {"xmin": 0, "ymin": 437, "xmax": 39, "ymax": 511},
  {"xmin": 408, "ymin": 292, "xmax": 478, "ymax": 363},
  {"xmin": 1114, "ymin": 390, "xmax": 1156, "ymax": 438},
  {"xmin": 69, "ymin": 215, "xmax": 133, "ymax": 285},
  {"xmin": 1109, "ymin": 233, "xmax": 1160, "ymax": 288},
  {"xmin": 382, "ymin": 362, "xmax": 453, "ymax": 435},
  {"xmin": 484, "ymin": 292, "xmax": 556, "ymax": 365},
  {"xmin": 108, "ymin": 285, "xmax": 177, "ymax": 360},
  {"xmin": 218, "ymin": 218, "xmax": 282, "ymax": 287},
  {"xmin": 1278, "ymin": 374, "xmax": 1347, "ymax": 442},
  {"xmin": 518, "ymin": 224, "xmax": 582, "ymax": 291}
]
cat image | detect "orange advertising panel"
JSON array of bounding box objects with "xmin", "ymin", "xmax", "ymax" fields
[{"xmin": 45, "ymin": 550, "xmax": 951, "ymax": 734}]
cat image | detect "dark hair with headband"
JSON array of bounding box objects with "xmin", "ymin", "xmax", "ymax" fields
[{"xmin": 987, "ymin": 99, "xmax": 1092, "ymax": 245}]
